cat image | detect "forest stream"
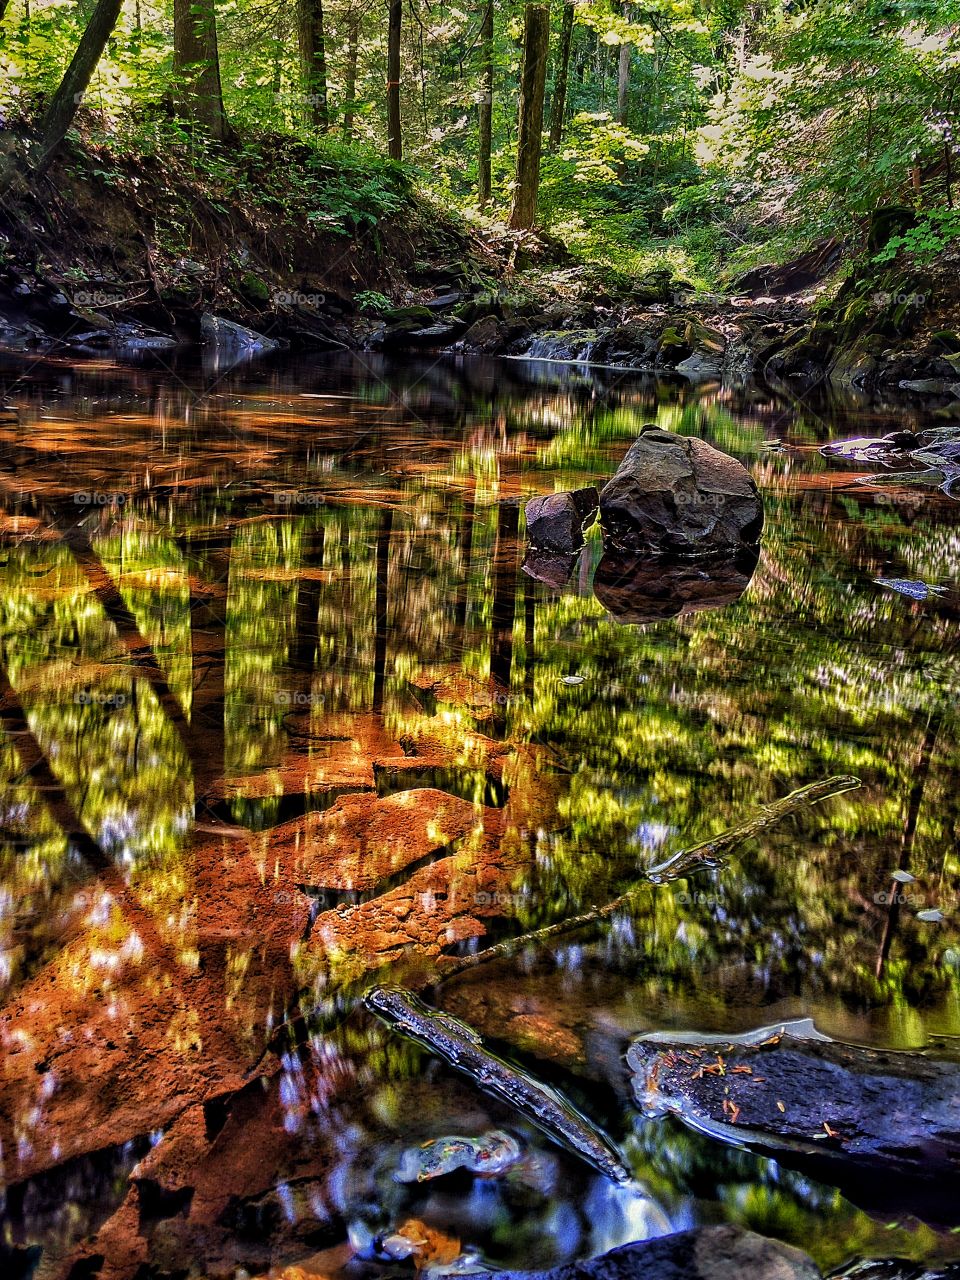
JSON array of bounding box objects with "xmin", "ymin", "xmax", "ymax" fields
[{"xmin": 1, "ymin": 345, "xmax": 959, "ymax": 1279}]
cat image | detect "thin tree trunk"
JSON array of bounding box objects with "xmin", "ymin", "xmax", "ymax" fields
[
  {"xmin": 548, "ymin": 0, "xmax": 574, "ymax": 146},
  {"xmin": 173, "ymin": 0, "xmax": 229, "ymax": 142},
  {"xmin": 478, "ymin": 0, "xmax": 494, "ymax": 204},
  {"xmin": 342, "ymin": 13, "xmax": 359, "ymax": 140},
  {"xmin": 386, "ymin": 0, "xmax": 403, "ymax": 160},
  {"xmin": 297, "ymin": 0, "xmax": 330, "ymax": 132},
  {"xmin": 617, "ymin": 39, "xmax": 630, "ymax": 124},
  {"xmin": 32, "ymin": 0, "xmax": 123, "ymax": 172},
  {"xmin": 509, "ymin": 3, "xmax": 550, "ymax": 229}
]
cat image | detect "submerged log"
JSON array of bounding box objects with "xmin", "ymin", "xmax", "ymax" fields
[
  {"xmin": 628, "ymin": 1020, "xmax": 960, "ymax": 1207},
  {"xmin": 364, "ymin": 986, "xmax": 639, "ymax": 1189}
]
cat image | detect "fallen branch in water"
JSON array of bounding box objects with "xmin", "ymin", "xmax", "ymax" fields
[
  {"xmin": 364, "ymin": 985, "xmax": 637, "ymax": 1186},
  {"xmin": 438, "ymin": 774, "xmax": 861, "ymax": 983}
]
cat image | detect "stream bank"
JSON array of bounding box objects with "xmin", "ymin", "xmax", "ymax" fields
[{"xmin": 2, "ymin": 127, "xmax": 959, "ymax": 408}]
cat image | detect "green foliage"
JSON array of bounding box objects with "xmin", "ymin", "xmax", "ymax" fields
[
  {"xmin": 873, "ymin": 208, "xmax": 960, "ymax": 264},
  {"xmin": 355, "ymin": 290, "xmax": 392, "ymax": 313}
]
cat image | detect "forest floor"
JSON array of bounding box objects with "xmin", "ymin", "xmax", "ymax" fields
[{"xmin": 3, "ymin": 123, "xmax": 960, "ymax": 405}]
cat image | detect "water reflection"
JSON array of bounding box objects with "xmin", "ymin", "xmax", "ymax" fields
[{"xmin": 0, "ymin": 351, "xmax": 958, "ymax": 1277}]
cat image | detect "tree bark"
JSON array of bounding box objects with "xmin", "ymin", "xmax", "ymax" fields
[
  {"xmin": 173, "ymin": 0, "xmax": 229, "ymax": 142},
  {"xmin": 509, "ymin": 3, "xmax": 550, "ymax": 229},
  {"xmin": 297, "ymin": 0, "xmax": 330, "ymax": 132},
  {"xmin": 342, "ymin": 13, "xmax": 360, "ymax": 140},
  {"xmin": 548, "ymin": 0, "xmax": 574, "ymax": 147},
  {"xmin": 477, "ymin": 0, "xmax": 494, "ymax": 204},
  {"xmin": 32, "ymin": 0, "xmax": 123, "ymax": 172},
  {"xmin": 386, "ymin": 0, "xmax": 403, "ymax": 160},
  {"xmin": 617, "ymin": 38, "xmax": 630, "ymax": 124}
]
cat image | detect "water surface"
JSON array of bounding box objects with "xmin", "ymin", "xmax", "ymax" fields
[{"xmin": 1, "ymin": 350, "xmax": 958, "ymax": 1278}]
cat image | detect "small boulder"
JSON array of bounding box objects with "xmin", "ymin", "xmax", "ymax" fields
[
  {"xmin": 525, "ymin": 486, "xmax": 599, "ymax": 553},
  {"xmin": 435, "ymin": 1225, "xmax": 821, "ymax": 1280},
  {"xmin": 599, "ymin": 427, "xmax": 763, "ymax": 555},
  {"xmin": 462, "ymin": 315, "xmax": 506, "ymax": 352},
  {"xmin": 200, "ymin": 313, "xmax": 279, "ymax": 353}
]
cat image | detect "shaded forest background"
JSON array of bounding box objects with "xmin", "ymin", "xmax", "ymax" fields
[{"xmin": 1, "ymin": 0, "xmax": 959, "ymax": 286}]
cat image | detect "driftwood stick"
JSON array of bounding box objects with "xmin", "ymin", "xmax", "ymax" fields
[
  {"xmin": 364, "ymin": 985, "xmax": 637, "ymax": 1186},
  {"xmin": 437, "ymin": 775, "xmax": 861, "ymax": 982}
]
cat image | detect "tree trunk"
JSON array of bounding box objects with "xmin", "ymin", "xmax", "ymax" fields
[
  {"xmin": 509, "ymin": 3, "xmax": 550, "ymax": 229},
  {"xmin": 32, "ymin": 0, "xmax": 123, "ymax": 172},
  {"xmin": 173, "ymin": 0, "xmax": 229, "ymax": 142},
  {"xmin": 386, "ymin": 0, "xmax": 403, "ymax": 160},
  {"xmin": 342, "ymin": 13, "xmax": 359, "ymax": 140},
  {"xmin": 617, "ymin": 39, "xmax": 630, "ymax": 124},
  {"xmin": 297, "ymin": 0, "xmax": 329, "ymax": 132},
  {"xmin": 548, "ymin": 0, "xmax": 574, "ymax": 147},
  {"xmin": 477, "ymin": 0, "xmax": 494, "ymax": 204}
]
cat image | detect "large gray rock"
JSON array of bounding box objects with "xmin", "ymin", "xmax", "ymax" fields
[
  {"xmin": 437, "ymin": 1225, "xmax": 821, "ymax": 1280},
  {"xmin": 599, "ymin": 427, "xmax": 763, "ymax": 555},
  {"xmin": 200, "ymin": 312, "xmax": 279, "ymax": 352},
  {"xmin": 525, "ymin": 487, "xmax": 599, "ymax": 552}
]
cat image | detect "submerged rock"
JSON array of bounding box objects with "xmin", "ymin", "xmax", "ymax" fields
[
  {"xmin": 820, "ymin": 433, "xmax": 920, "ymax": 461},
  {"xmin": 594, "ymin": 548, "xmax": 758, "ymax": 624},
  {"xmin": 435, "ymin": 1224, "xmax": 821, "ymax": 1280},
  {"xmin": 523, "ymin": 547, "xmax": 579, "ymax": 589},
  {"xmin": 395, "ymin": 1129, "xmax": 522, "ymax": 1182},
  {"xmin": 599, "ymin": 427, "xmax": 763, "ymax": 555},
  {"xmin": 628, "ymin": 1020, "xmax": 960, "ymax": 1216},
  {"xmin": 525, "ymin": 487, "xmax": 599, "ymax": 552}
]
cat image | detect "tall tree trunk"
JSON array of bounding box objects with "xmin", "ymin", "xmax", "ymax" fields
[
  {"xmin": 477, "ymin": 0, "xmax": 494, "ymax": 204},
  {"xmin": 616, "ymin": 39, "xmax": 630, "ymax": 124},
  {"xmin": 32, "ymin": 0, "xmax": 123, "ymax": 172},
  {"xmin": 297, "ymin": 0, "xmax": 330, "ymax": 132},
  {"xmin": 548, "ymin": 0, "xmax": 574, "ymax": 147},
  {"xmin": 342, "ymin": 13, "xmax": 360, "ymax": 140},
  {"xmin": 386, "ymin": 0, "xmax": 403, "ymax": 160},
  {"xmin": 173, "ymin": 0, "xmax": 229, "ymax": 141},
  {"xmin": 509, "ymin": 2, "xmax": 549, "ymax": 229}
]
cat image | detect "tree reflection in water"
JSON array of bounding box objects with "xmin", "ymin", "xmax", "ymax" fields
[{"xmin": 0, "ymin": 352, "xmax": 957, "ymax": 1277}]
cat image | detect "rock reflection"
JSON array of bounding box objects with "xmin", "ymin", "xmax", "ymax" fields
[{"xmin": 593, "ymin": 547, "xmax": 759, "ymax": 624}]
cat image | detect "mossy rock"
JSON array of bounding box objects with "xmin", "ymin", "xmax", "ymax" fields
[
  {"xmin": 383, "ymin": 305, "xmax": 435, "ymax": 325},
  {"xmin": 659, "ymin": 325, "xmax": 686, "ymax": 349},
  {"xmin": 684, "ymin": 319, "xmax": 726, "ymax": 353},
  {"xmin": 240, "ymin": 272, "xmax": 272, "ymax": 303},
  {"xmin": 932, "ymin": 330, "xmax": 960, "ymax": 354}
]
